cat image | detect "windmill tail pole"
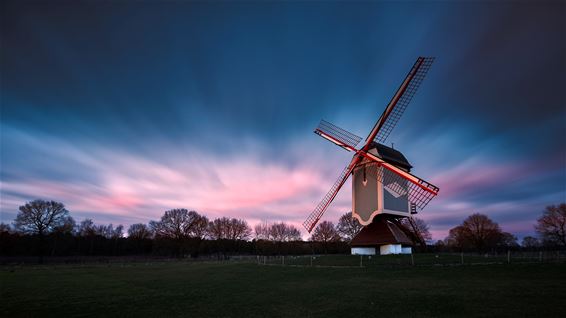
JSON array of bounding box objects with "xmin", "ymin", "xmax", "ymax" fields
[{"xmin": 407, "ymin": 217, "xmax": 426, "ymax": 250}]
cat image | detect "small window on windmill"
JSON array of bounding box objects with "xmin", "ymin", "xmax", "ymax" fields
[
  {"xmin": 382, "ymin": 168, "xmax": 410, "ymax": 213},
  {"xmin": 362, "ymin": 166, "xmax": 368, "ymax": 186}
]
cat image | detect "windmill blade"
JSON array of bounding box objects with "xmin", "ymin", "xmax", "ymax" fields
[
  {"xmin": 303, "ymin": 159, "xmax": 359, "ymax": 233},
  {"xmin": 362, "ymin": 157, "xmax": 439, "ymax": 211},
  {"xmin": 314, "ymin": 119, "xmax": 362, "ymax": 152},
  {"xmin": 381, "ymin": 166, "xmax": 438, "ymax": 210},
  {"xmin": 374, "ymin": 57, "xmax": 434, "ymax": 143},
  {"xmin": 363, "ymin": 57, "xmax": 435, "ymax": 149}
]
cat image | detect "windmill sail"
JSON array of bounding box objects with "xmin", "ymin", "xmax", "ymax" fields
[
  {"xmin": 303, "ymin": 162, "xmax": 357, "ymax": 233},
  {"xmin": 314, "ymin": 120, "xmax": 362, "ymax": 151},
  {"xmin": 364, "ymin": 57, "xmax": 435, "ymax": 148},
  {"xmin": 374, "ymin": 57, "xmax": 434, "ymax": 143}
]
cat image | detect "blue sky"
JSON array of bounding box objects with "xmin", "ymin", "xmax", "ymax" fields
[{"xmin": 1, "ymin": 1, "xmax": 565, "ymax": 240}]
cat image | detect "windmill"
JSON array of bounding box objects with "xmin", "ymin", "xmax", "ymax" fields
[{"xmin": 304, "ymin": 57, "xmax": 439, "ymax": 255}]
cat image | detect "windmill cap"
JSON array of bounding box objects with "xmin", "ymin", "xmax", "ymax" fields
[{"xmin": 370, "ymin": 142, "xmax": 413, "ymax": 171}]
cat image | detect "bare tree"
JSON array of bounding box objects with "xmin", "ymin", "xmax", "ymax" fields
[
  {"xmin": 94, "ymin": 224, "xmax": 123, "ymax": 239},
  {"xmin": 95, "ymin": 224, "xmax": 110, "ymax": 237},
  {"xmin": 111, "ymin": 225, "xmax": 124, "ymax": 239},
  {"xmin": 310, "ymin": 221, "xmax": 340, "ymax": 243},
  {"xmin": 188, "ymin": 211, "xmax": 209, "ymax": 240},
  {"xmin": 229, "ymin": 218, "xmax": 252, "ymax": 240},
  {"xmin": 150, "ymin": 209, "xmax": 197, "ymax": 240},
  {"xmin": 14, "ymin": 200, "xmax": 70, "ymax": 262},
  {"xmin": 53, "ymin": 216, "xmax": 76, "ymax": 235},
  {"xmin": 254, "ymin": 222, "xmax": 301, "ymax": 241},
  {"xmin": 127, "ymin": 223, "xmax": 152, "ymax": 254},
  {"xmin": 521, "ymin": 236, "xmax": 540, "ymax": 249},
  {"xmin": 310, "ymin": 221, "xmax": 340, "ymax": 254},
  {"xmin": 400, "ymin": 217, "xmax": 432, "ymax": 243},
  {"xmin": 109, "ymin": 224, "xmax": 124, "ymax": 255},
  {"xmin": 128, "ymin": 223, "xmax": 153, "ymax": 240},
  {"xmin": 444, "ymin": 213, "xmax": 506, "ymax": 251},
  {"xmin": 535, "ymin": 203, "xmax": 566, "ymax": 247},
  {"xmin": 78, "ymin": 219, "xmax": 97, "ymax": 237},
  {"xmin": 282, "ymin": 223, "xmax": 301, "ymax": 241},
  {"xmin": 208, "ymin": 217, "xmax": 230, "ymax": 240},
  {"xmin": 208, "ymin": 217, "xmax": 252, "ymax": 240},
  {"xmin": 336, "ymin": 212, "xmax": 363, "ymax": 242},
  {"xmin": 50, "ymin": 216, "xmax": 76, "ymax": 257},
  {"xmin": 444, "ymin": 225, "xmax": 468, "ymax": 249},
  {"xmin": 150, "ymin": 209, "xmax": 206, "ymax": 257},
  {"xmin": 268, "ymin": 222, "xmax": 301, "ymax": 242},
  {"xmin": 254, "ymin": 222, "xmax": 270, "ymax": 240},
  {"xmin": 287, "ymin": 228, "xmax": 302, "ymax": 241},
  {"xmin": 0, "ymin": 223, "xmax": 13, "ymax": 234},
  {"xmin": 498, "ymin": 232, "xmax": 518, "ymax": 248},
  {"xmin": 77, "ymin": 218, "xmax": 97, "ymax": 255},
  {"xmin": 269, "ymin": 222, "xmax": 287, "ymax": 241},
  {"xmin": 14, "ymin": 200, "xmax": 69, "ymax": 235}
]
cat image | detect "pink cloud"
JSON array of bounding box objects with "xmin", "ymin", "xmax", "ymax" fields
[
  {"xmin": 3, "ymin": 128, "xmax": 560, "ymax": 242},
  {"xmin": 431, "ymin": 158, "xmax": 524, "ymax": 198},
  {"xmin": 0, "ymin": 143, "xmax": 332, "ymax": 234},
  {"xmin": 431, "ymin": 154, "xmax": 564, "ymax": 200}
]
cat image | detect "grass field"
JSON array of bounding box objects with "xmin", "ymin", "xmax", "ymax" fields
[{"xmin": 1, "ymin": 258, "xmax": 565, "ymax": 317}]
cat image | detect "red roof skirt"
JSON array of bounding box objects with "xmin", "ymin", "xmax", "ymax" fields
[{"xmin": 351, "ymin": 216, "xmax": 414, "ymax": 246}]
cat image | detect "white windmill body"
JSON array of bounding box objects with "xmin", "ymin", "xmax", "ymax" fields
[
  {"xmin": 350, "ymin": 144, "xmax": 414, "ymax": 255},
  {"xmin": 303, "ymin": 57, "xmax": 439, "ymax": 255},
  {"xmin": 352, "ymin": 143, "xmax": 413, "ymax": 224}
]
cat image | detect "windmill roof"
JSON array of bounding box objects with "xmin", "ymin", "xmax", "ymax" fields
[
  {"xmin": 351, "ymin": 217, "xmax": 414, "ymax": 246},
  {"xmin": 370, "ymin": 142, "xmax": 412, "ymax": 171}
]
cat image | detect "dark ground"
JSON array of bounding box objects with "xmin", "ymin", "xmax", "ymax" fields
[{"xmin": 1, "ymin": 257, "xmax": 565, "ymax": 317}]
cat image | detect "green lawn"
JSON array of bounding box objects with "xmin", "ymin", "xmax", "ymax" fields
[{"xmin": 1, "ymin": 260, "xmax": 565, "ymax": 317}]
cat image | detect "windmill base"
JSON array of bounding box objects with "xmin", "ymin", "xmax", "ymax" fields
[
  {"xmin": 351, "ymin": 247, "xmax": 376, "ymax": 255},
  {"xmin": 351, "ymin": 245, "xmax": 412, "ymax": 255},
  {"xmin": 350, "ymin": 215, "xmax": 416, "ymax": 255}
]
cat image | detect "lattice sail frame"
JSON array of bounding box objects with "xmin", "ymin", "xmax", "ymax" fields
[
  {"xmin": 314, "ymin": 120, "xmax": 362, "ymax": 150},
  {"xmin": 373, "ymin": 57, "xmax": 435, "ymax": 144},
  {"xmin": 363, "ymin": 162, "xmax": 438, "ymax": 211},
  {"xmin": 302, "ymin": 163, "xmax": 355, "ymax": 233}
]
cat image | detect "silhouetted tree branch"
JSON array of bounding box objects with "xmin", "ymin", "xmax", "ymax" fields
[{"xmin": 535, "ymin": 203, "xmax": 566, "ymax": 247}]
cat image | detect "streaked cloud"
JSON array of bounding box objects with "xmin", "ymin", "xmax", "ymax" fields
[{"xmin": 1, "ymin": 1, "xmax": 564, "ymax": 241}]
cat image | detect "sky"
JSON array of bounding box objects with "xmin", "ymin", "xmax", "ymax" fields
[{"xmin": 1, "ymin": 1, "xmax": 565, "ymax": 241}]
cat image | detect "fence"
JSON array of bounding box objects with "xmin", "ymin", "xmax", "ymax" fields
[
  {"xmin": 3, "ymin": 251, "xmax": 564, "ymax": 267},
  {"xmin": 256, "ymin": 251, "xmax": 566, "ymax": 268}
]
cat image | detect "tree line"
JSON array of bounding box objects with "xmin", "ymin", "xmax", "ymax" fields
[
  {"xmin": 0, "ymin": 200, "xmax": 351, "ymax": 261},
  {"xmin": 1, "ymin": 200, "xmax": 564, "ymax": 262},
  {"xmin": 434, "ymin": 204, "xmax": 566, "ymax": 252}
]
